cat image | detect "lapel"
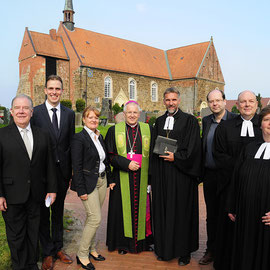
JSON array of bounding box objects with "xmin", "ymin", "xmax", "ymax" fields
[
  {"xmin": 31, "ymin": 124, "xmax": 40, "ymax": 160},
  {"xmin": 98, "ymin": 134, "xmax": 106, "ymax": 150},
  {"xmin": 59, "ymin": 104, "xmax": 67, "ymax": 139},
  {"xmin": 82, "ymin": 128, "xmax": 99, "ymax": 157},
  {"xmin": 203, "ymin": 116, "xmax": 212, "ymax": 148},
  {"xmin": 10, "ymin": 123, "xmax": 31, "ymax": 160},
  {"xmin": 40, "ymin": 103, "xmax": 58, "ymax": 141}
]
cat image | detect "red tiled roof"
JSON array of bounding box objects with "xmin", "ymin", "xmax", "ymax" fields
[
  {"xmin": 261, "ymin": 98, "xmax": 270, "ymax": 107},
  {"xmin": 20, "ymin": 24, "xmax": 219, "ymax": 81},
  {"xmin": 167, "ymin": 42, "xmax": 210, "ymax": 79},
  {"xmin": 29, "ymin": 30, "xmax": 68, "ymax": 60},
  {"xmin": 226, "ymin": 98, "xmax": 270, "ymax": 112},
  {"xmin": 225, "ymin": 99, "xmax": 237, "ymax": 112},
  {"xmin": 19, "ymin": 29, "xmax": 36, "ymax": 61},
  {"xmin": 62, "ymin": 26, "xmax": 170, "ymax": 79}
]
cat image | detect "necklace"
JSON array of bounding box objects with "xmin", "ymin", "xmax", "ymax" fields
[{"xmin": 126, "ymin": 125, "xmax": 139, "ymax": 158}]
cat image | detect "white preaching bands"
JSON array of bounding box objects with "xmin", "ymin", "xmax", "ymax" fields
[
  {"xmin": 164, "ymin": 116, "xmax": 174, "ymax": 130},
  {"xmin": 240, "ymin": 117, "xmax": 255, "ymax": 137},
  {"xmin": 254, "ymin": 142, "xmax": 270, "ymax": 160}
]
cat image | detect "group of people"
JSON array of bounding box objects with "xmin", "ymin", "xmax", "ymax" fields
[
  {"xmin": 201, "ymin": 89, "xmax": 270, "ymax": 270},
  {"xmin": 0, "ymin": 75, "xmax": 269, "ymax": 270}
]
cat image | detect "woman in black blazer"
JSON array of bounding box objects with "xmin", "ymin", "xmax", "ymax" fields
[{"xmin": 71, "ymin": 106, "xmax": 112, "ymax": 270}]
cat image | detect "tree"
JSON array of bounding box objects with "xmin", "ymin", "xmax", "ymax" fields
[
  {"xmin": 231, "ymin": 105, "xmax": 239, "ymax": 114},
  {"xmin": 256, "ymin": 93, "xmax": 262, "ymax": 112},
  {"xmin": 60, "ymin": 99, "xmax": 72, "ymax": 109},
  {"xmin": 76, "ymin": 99, "xmax": 86, "ymax": 112},
  {"xmin": 0, "ymin": 106, "xmax": 9, "ymax": 124},
  {"xmin": 112, "ymin": 103, "xmax": 123, "ymax": 115}
]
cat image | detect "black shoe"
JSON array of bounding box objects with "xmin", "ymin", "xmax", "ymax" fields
[
  {"xmin": 199, "ymin": 251, "xmax": 214, "ymax": 265},
  {"xmin": 76, "ymin": 256, "xmax": 95, "ymax": 270},
  {"xmin": 178, "ymin": 255, "xmax": 191, "ymax": 266},
  {"xmin": 89, "ymin": 253, "xmax": 106, "ymax": 261},
  {"xmin": 118, "ymin": 249, "xmax": 127, "ymax": 255},
  {"xmin": 157, "ymin": 256, "xmax": 164, "ymax": 261}
]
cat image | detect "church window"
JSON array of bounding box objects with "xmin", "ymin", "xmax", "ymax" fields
[
  {"xmin": 151, "ymin": 82, "xmax": 158, "ymax": 102},
  {"xmin": 104, "ymin": 77, "xmax": 112, "ymax": 98},
  {"xmin": 129, "ymin": 79, "xmax": 136, "ymax": 100}
]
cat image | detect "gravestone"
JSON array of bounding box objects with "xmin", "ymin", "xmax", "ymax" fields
[
  {"xmin": 100, "ymin": 98, "xmax": 112, "ymax": 122},
  {"xmin": 75, "ymin": 112, "xmax": 82, "ymax": 127},
  {"xmin": 138, "ymin": 111, "xmax": 146, "ymax": 122},
  {"xmin": 201, "ymin": 107, "xmax": 212, "ymax": 118}
]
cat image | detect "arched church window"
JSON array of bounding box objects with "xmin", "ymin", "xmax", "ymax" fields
[
  {"xmin": 151, "ymin": 82, "xmax": 158, "ymax": 102},
  {"xmin": 129, "ymin": 79, "xmax": 136, "ymax": 100},
  {"xmin": 104, "ymin": 77, "xmax": 112, "ymax": 98}
]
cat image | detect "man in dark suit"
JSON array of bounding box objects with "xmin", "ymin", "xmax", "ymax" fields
[
  {"xmin": 0, "ymin": 94, "xmax": 57, "ymax": 270},
  {"xmin": 31, "ymin": 75, "xmax": 75, "ymax": 270},
  {"xmin": 199, "ymin": 89, "xmax": 236, "ymax": 265}
]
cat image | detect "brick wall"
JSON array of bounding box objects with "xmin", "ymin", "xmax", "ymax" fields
[{"xmin": 17, "ymin": 55, "xmax": 46, "ymax": 106}]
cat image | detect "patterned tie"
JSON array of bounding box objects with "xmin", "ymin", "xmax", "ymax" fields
[
  {"xmin": 51, "ymin": 108, "xmax": 59, "ymax": 134},
  {"xmin": 22, "ymin": 129, "xmax": 32, "ymax": 159}
]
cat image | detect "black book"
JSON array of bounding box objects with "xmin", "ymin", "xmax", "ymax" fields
[{"xmin": 153, "ymin": 135, "xmax": 178, "ymax": 155}]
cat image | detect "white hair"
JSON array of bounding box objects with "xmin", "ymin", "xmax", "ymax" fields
[{"xmin": 123, "ymin": 102, "xmax": 142, "ymax": 112}]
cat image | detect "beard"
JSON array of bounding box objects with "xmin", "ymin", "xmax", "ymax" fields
[{"xmin": 167, "ymin": 106, "xmax": 177, "ymax": 114}]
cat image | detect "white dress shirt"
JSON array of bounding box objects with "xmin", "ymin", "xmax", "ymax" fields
[
  {"xmin": 17, "ymin": 123, "xmax": 34, "ymax": 151},
  {"xmin": 84, "ymin": 126, "xmax": 106, "ymax": 173},
  {"xmin": 45, "ymin": 100, "xmax": 61, "ymax": 127}
]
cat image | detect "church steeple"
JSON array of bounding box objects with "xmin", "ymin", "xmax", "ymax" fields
[{"xmin": 63, "ymin": 0, "xmax": 75, "ymax": 31}]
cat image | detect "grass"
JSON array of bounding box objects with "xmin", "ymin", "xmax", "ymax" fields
[
  {"xmin": 76, "ymin": 124, "xmax": 113, "ymax": 137},
  {"xmin": 0, "ymin": 211, "xmax": 74, "ymax": 270},
  {"xmin": 0, "ymin": 215, "xmax": 12, "ymax": 270},
  {"xmin": 63, "ymin": 212, "xmax": 74, "ymax": 230}
]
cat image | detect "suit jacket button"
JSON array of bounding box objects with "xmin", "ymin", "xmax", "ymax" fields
[{"xmin": 27, "ymin": 180, "xmax": 31, "ymax": 184}]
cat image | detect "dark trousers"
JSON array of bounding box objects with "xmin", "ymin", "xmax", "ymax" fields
[
  {"xmin": 2, "ymin": 196, "xmax": 40, "ymax": 270},
  {"xmin": 203, "ymin": 168, "xmax": 219, "ymax": 254},
  {"xmin": 213, "ymin": 187, "xmax": 234, "ymax": 270},
  {"xmin": 39, "ymin": 165, "xmax": 69, "ymax": 257}
]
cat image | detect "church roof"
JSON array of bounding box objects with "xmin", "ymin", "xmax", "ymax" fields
[
  {"xmin": 59, "ymin": 23, "xmax": 211, "ymax": 80},
  {"xmin": 166, "ymin": 42, "xmax": 210, "ymax": 79},
  {"xmin": 19, "ymin": 29, "xmax": 69, "ymax": 61},
  {"xmin": 60, "ymin": 25, "xmax": 170, "ymax": 79},
  {"xmin": 20, "ymin": 23, "xmax": 216, "ymax": 80}
]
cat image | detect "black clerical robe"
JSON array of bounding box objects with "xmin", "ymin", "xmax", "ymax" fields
[
  {"xmin": 150, "ymin": 110, "xmax": 201, "ymax": 261},
  {"xmin": 228, "ymin": 141, "xmax": 270, "ymax": 270},
  {"xmin": 105, "ymin": 123, "xmax": 152, "ymax": 253},
  {"xmin": 213, "ymin": 114, "xmax": 262, "ymax": 270}
]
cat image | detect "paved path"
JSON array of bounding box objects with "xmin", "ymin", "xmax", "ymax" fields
[{"xmin": 52, "ymin": 185, "xmax": 214, "ymax": 270}]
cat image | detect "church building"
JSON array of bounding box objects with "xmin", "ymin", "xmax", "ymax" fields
[{"xmin": 17, "ymin": 0, "xmax": 225, "ymax": 113}]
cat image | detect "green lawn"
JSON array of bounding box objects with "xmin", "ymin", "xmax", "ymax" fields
[
  {"xmin": 0, "ymin": 215, "xmax": 11, "ymax": 270},
  {"xmin": 76, "ymin": 124, "xmax": 113, "ymax": 137}
]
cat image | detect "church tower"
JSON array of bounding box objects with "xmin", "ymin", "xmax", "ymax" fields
[{"xmin": 63, "ymin": 0, "xmax": 75, "ymax": 31}]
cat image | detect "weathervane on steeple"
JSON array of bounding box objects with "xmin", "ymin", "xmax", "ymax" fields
[{"xmin": 63, "ymin": 0, "xmax": 75, "ymax": 31}]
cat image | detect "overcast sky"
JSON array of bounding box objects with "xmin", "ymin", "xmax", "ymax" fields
[{"xmin": 1, "ymin": 0, "xmax": 269, "ymax": 108}]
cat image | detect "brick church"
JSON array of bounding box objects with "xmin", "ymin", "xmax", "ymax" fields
[{"xmin": 17, "ymin": 0, "xmax": 225, "ymax": 113}]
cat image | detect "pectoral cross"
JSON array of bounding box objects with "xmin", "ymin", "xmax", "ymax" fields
[{"xmin": 128, "ymin": 150, "xmax": 135, "ymax": 158}]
